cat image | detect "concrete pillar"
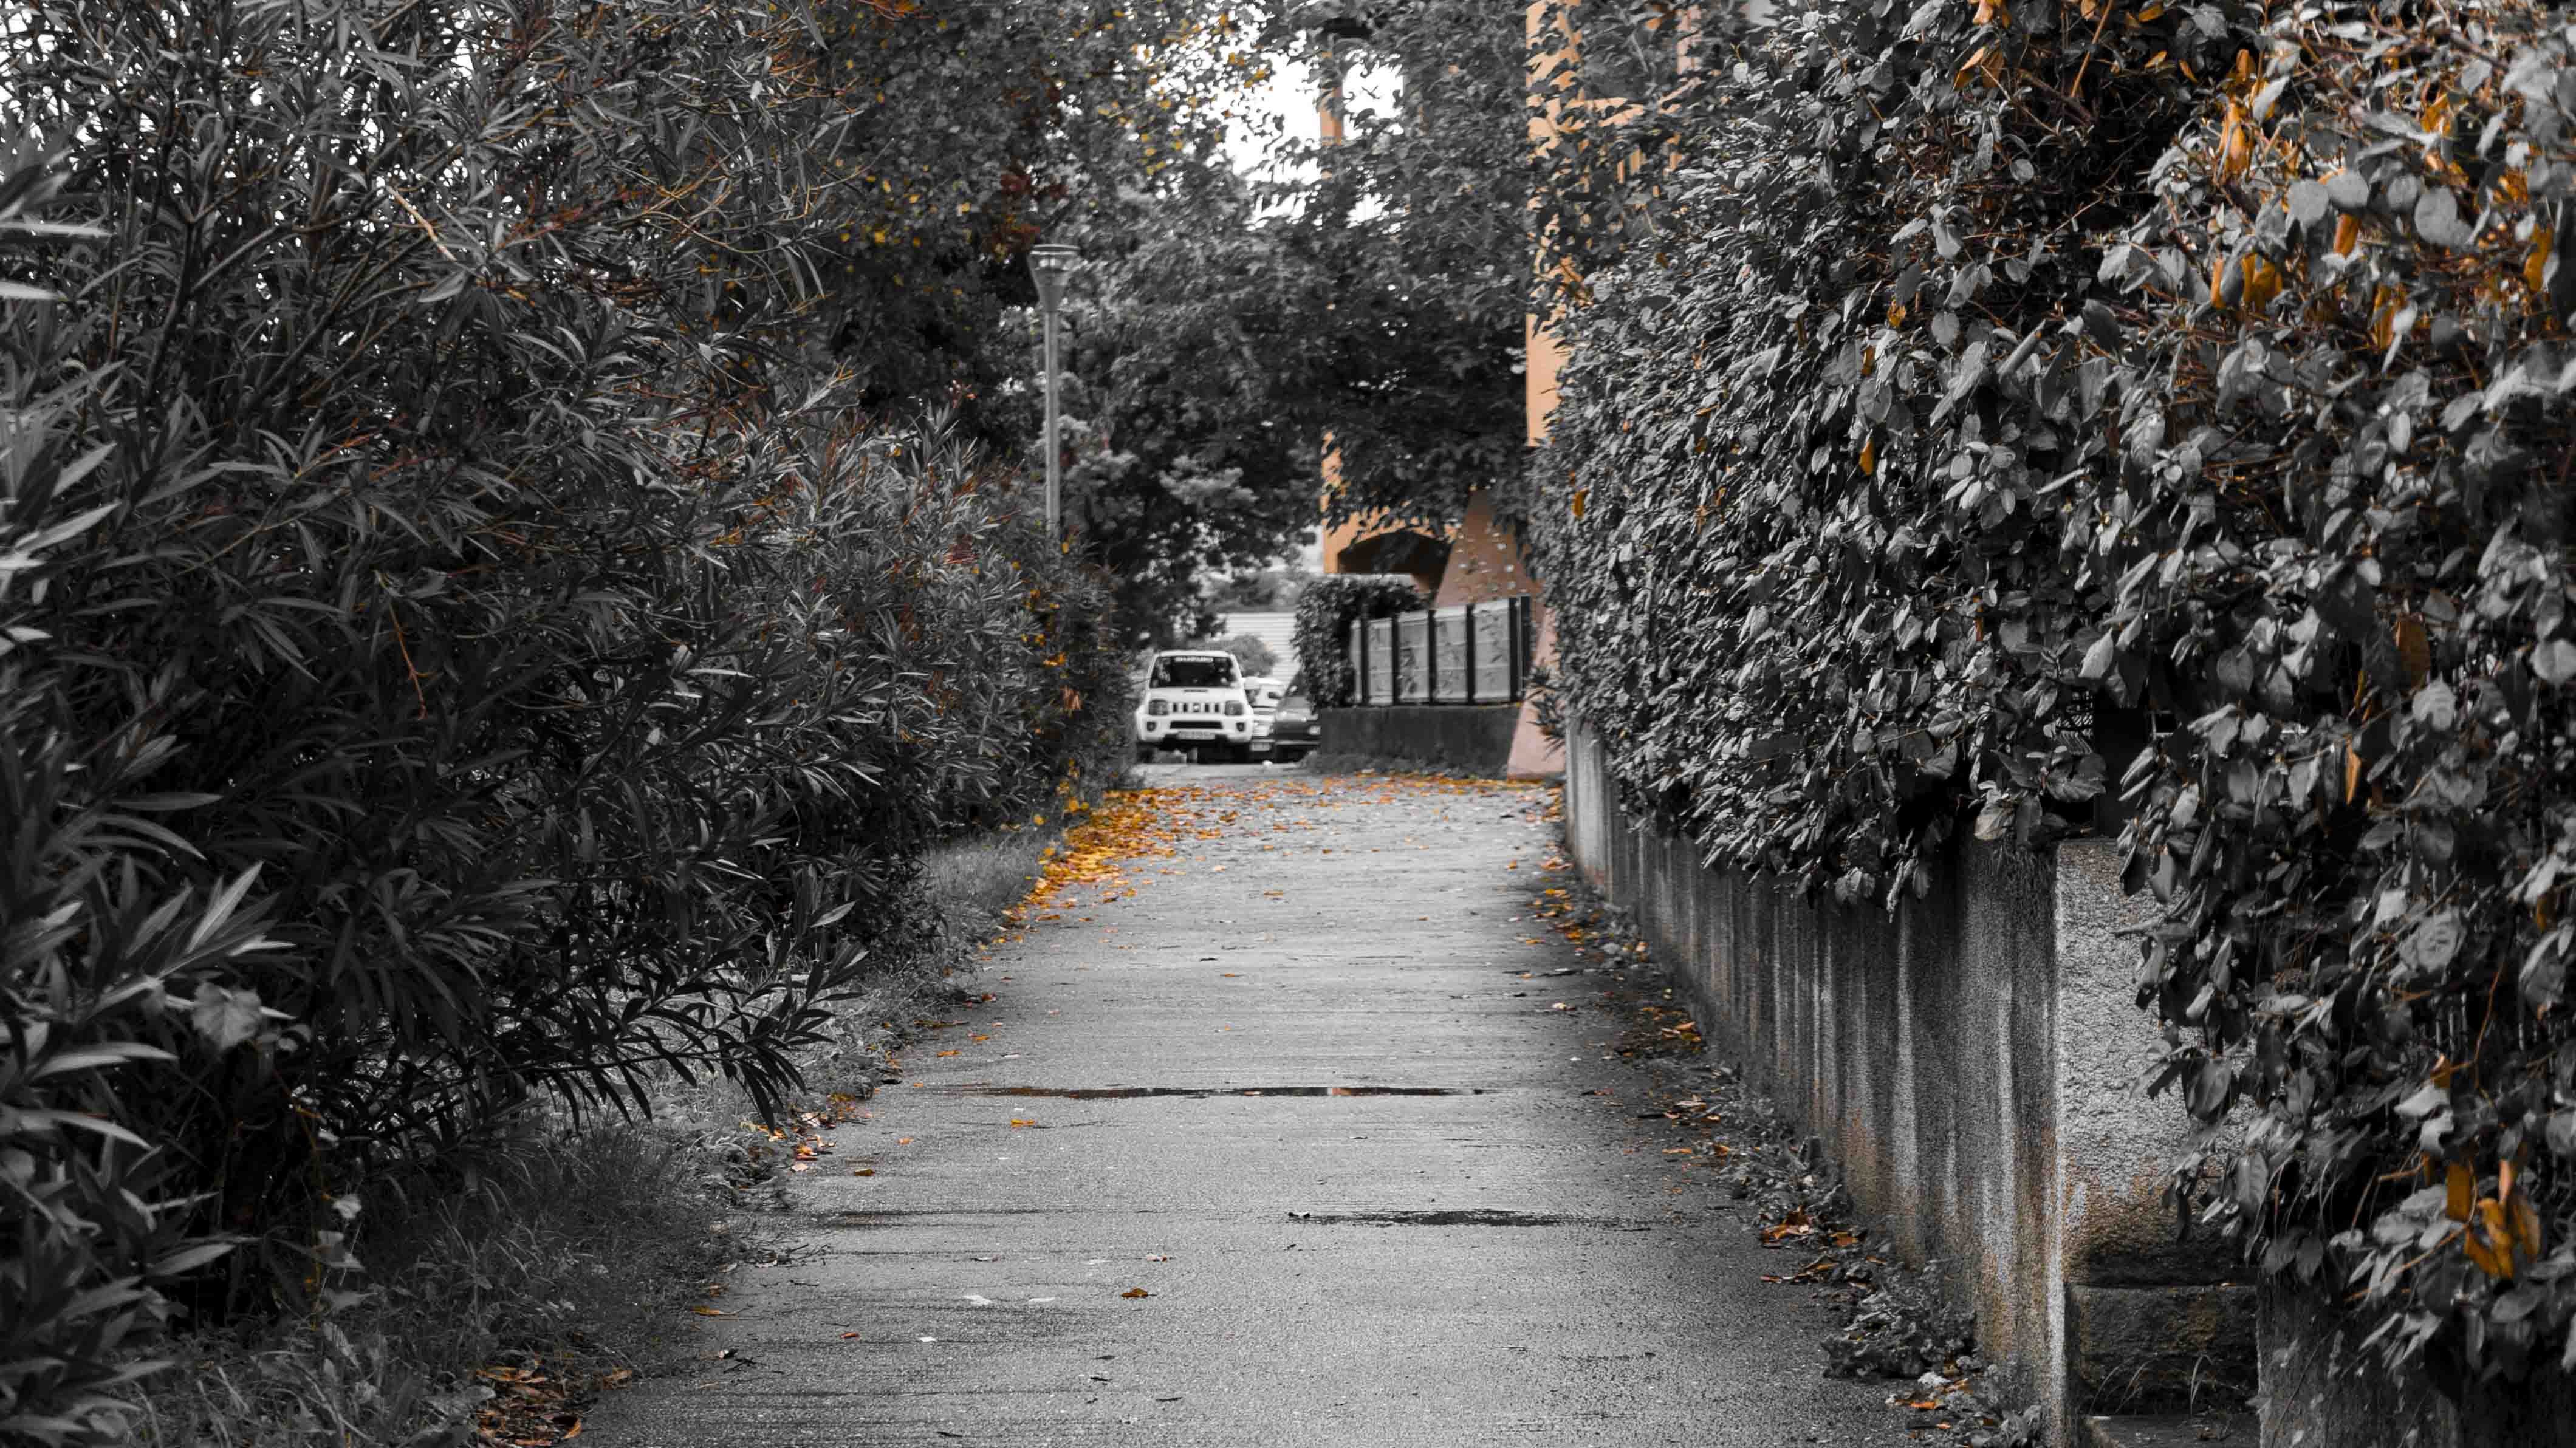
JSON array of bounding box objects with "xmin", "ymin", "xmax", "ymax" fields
[{"xmin": 2051, "ymin": 840, "xmax": 2255, "ymax": 1441}]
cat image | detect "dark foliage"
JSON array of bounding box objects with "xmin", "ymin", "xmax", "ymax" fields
[
  {"xmin": 1532, "ymin": 0, "xmax": 2576, "ymax": 1391},
  {"xmin": 1207, "ymin": 564, "xmax": 1316, "ymax": 614},
  {"xmin": 1212, "ymin": 634, "xmax": 1284, "ymax": 679},
  {"xmin": 972, "ymin": 237, "xmax": 1324, "ymax": 644},
  {"xmin": 1115, "ymin": 0, "xmax": 1531, "ymax": 537},
  {"xmin": 0, "ymin": 0, "xmax": 1145, "ymax": 1436},
  {"xmin": 1292, "ymin": 575, "xmax": 1425, "ymax": 706}
]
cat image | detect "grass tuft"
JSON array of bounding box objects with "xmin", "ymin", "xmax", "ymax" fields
[
  {"xmin": 920, "ymin": 830, "xmax": 1059, "ymax": 938},
  {"xmin": 130, "ymin": 1121, "xmax": 725, "ymax": 1446}
]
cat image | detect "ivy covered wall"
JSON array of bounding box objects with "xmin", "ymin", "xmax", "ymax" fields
[{"xmin": 1532, "ymin": 0, "xmax": 2576, "ymax": 1398}]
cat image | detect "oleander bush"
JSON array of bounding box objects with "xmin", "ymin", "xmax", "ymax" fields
[
  {"xmin": 1534, "ymin": 0, "xmax": 2576, "ymax": 1396},
  {"xmin": 1291, "ymin": 575, "xmax": 1426, "ymax": 706},
  {"xmin": 0, "ymin": 1, "xmax": 1129, "ymax": 1436}
]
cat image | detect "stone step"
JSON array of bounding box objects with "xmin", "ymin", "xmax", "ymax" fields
[
  {"xmin": 2067, "ymin": 1281, "xmax": 2258, "ymax": 1413},
  {"xmin": 2081, "ymin": 1413, "xmax": 2244, "ymax": 1448}
]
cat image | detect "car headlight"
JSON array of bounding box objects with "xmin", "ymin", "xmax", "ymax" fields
[
  {"xmin": 1224, "ymin": 700, "xmax": 1245, "ymax": 716},
  {"xmin": 1147, "ymin": 699, "xmax": 1170, "ymax": 716}
]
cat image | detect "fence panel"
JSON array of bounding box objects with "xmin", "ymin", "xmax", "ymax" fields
[
  {"xmin": 1470, "ymin": 601, "xmax": 1515, "ymax": 702},
  {"xmin": 1396, "ymin": 612, "xmax": 1430, "ymax": 703},
  {"xmin": 1345, "ymin": 596, "xmax": 1537, "ymax": 707},
  {"xmin": 1431, "ymin": 606, "xmax": 1472, "ymax": 703}
]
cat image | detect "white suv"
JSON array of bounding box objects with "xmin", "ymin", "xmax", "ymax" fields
[{"xmin": 1134, "ymin": 651, "xmax": 1262, "ymax": 763}]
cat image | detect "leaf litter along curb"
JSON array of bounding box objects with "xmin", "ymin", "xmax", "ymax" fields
[{"xmin": 1521, "ymin": 788, "xmax": 2045, "ymax": 1448}]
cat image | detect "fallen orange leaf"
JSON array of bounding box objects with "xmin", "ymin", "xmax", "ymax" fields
[{"xmin": 1120, "ymin": 1287, "xmax": 1151, "ymax": 1299}]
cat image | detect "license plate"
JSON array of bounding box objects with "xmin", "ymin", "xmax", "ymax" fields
[{"xmin": 1173, "ymin": 729, "xmax": 1220, "ymax": 740}]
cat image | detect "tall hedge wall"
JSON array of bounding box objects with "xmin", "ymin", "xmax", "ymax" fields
[
  {"xmin": 1535, "ymin": 0, "xmax": 2576, "ymax": 1390},
  {"xmin": 0, "ymin": 4, "xmax": 1129, "ymax": 1436}
]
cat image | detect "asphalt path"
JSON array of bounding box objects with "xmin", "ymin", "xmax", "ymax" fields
[{"xmin": 587, "ymin": 768, "xmax": 1912, "ymax": 1446}]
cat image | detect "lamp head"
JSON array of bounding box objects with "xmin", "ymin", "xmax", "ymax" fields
[{"xmin": 1027, "ymin": 242, "xmax": 1080, "ymax": 313}]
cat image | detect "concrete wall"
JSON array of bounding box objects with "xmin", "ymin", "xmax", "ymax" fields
[
  {"xmin": 1321, "ymin": 705, "xmax": 1532, "ymax": 779},
  {"xmin": 1562, "ymin": 728, "xmax": 2249, "ymax": 1444}
]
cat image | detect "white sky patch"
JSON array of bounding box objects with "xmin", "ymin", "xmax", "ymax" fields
[{"xmin": 1220, "ymin": 55, "xmax": 1401, "ymax": 214}]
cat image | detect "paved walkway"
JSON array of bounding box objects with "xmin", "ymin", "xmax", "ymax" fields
[{"xmin": 589, "ymin": 768, "xmax": 1911, "ymax": 1446}]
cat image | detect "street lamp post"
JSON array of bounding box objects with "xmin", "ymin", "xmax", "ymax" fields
[{"xmin": 1027, "ymin": 242, "xmax": 1080, "ymax": 538}]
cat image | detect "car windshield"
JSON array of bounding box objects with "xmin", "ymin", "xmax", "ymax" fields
[{"xmin": 1152, "ymin": 657, "xmax": 1236, "ymax": 688}]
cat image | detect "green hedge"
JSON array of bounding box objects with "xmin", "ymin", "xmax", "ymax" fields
[
  {"xmin": 1534, "ymin": 0, "xmax": 2576, "ymax": 1390},
  {"xmin": 1291, "ymin": 576, "xmax": 1426, "ymax": 706},
  {"xmin": 0, "ymin": 5, "xmax": 1127, "ymax": 1438}
]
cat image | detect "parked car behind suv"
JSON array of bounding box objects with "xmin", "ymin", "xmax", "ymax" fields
[
  {"xmin": 1265, "ymin": 689, "xmax": 1320, "ymax": 760},
  {"xmin": 1133, "ymin": 650, "xmax": 1262, "ymax": 762}
]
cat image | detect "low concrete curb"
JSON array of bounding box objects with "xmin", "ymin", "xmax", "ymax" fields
[
  {"xmin": 1320, "ymin": 704, "xmax": 1526, "ymax": 777},
  {"xmin": 1561, "ymin": 728, "xmax": 2253, "ymax": 1443}
]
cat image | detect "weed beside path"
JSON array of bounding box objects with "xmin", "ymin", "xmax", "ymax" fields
[{"xmin": 126, "ymin": 822, "xmax": 1083, "ymax": 1448}]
